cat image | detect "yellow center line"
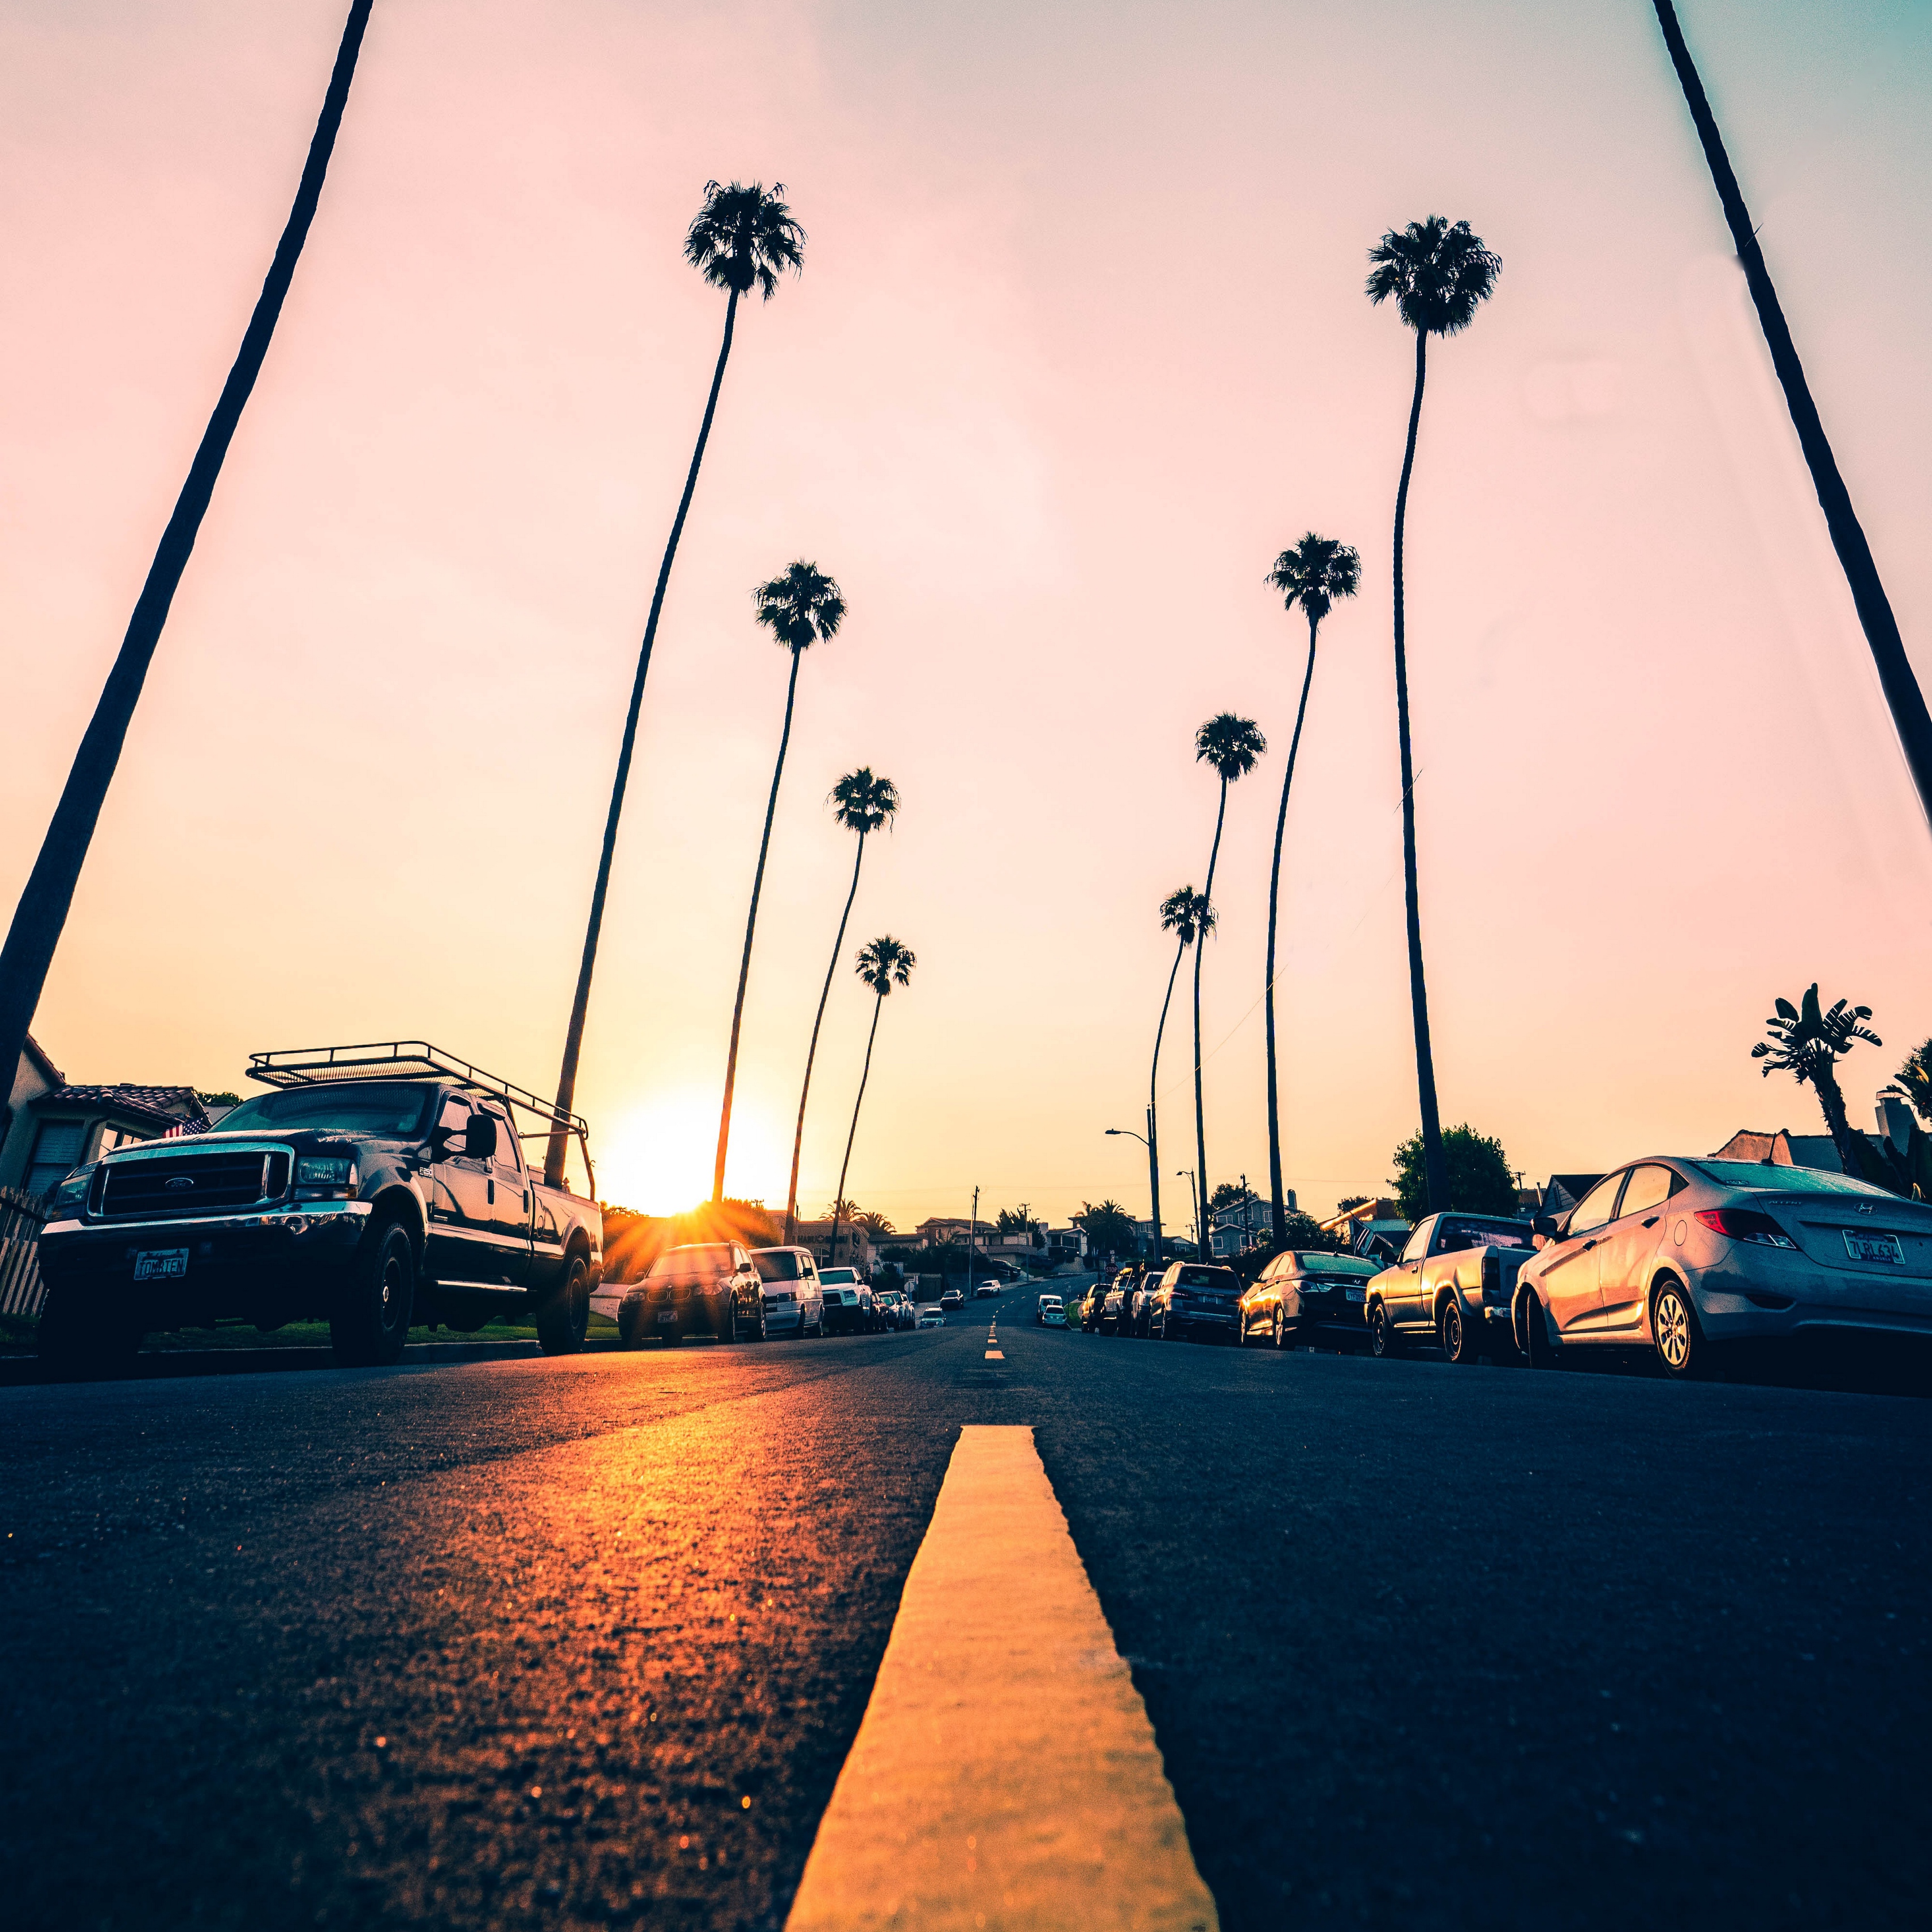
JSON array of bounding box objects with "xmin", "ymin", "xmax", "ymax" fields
[{"xmin": 785, "ymin": 1426, "xmax": 1219, "ymax": 1931}]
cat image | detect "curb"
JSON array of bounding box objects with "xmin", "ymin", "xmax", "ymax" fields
[{"xmin": 0, "ymin": 1337, "xmax": 553, "ymax": 1388}]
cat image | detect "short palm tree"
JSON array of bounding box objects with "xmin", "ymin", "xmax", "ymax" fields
[
  {"xmin": 712, "ymin": 561, "xmax": 846, "ymax": 1202},
  {"xmin": 0, "ymin": 0, "xmax": 374, "ymax": 1103},
  {"xmin": 783, "ymin": 767, "xmax": 900, "ymax": 1241},
  {"xmin": 1262, "ymin": 534, "xmax": 1361, "ymax": 1246},
  {"xmin": 1884, "ymin": 1039, "xmax": 1932, "ymax": 1127},
  {"xmin": 828, "ymin": 937, "xmax": 916, "ymax": 1268},
  {"xmin": 1191, "ymin": 714, "xmax": 1266, "ymax": 1243},
  {"xmin": 1753, "ymin": 985, "xmax": 1881, "ymax": 1178},
  {"xmin": 1151, "ymin": 885, "xmax": 1214, "ymax": 1266},
  {"xmin": 1366, "ymin": 214, "xmax": 1500, "ymax": 1215},
  {"xmin": 546, "ymin": 180, "xmax": 806, "ymax": 1186}
]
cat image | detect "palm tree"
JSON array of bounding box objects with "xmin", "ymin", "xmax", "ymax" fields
[
  {"xmin": 828, "ymin": 937, "xmax": 916, "ymax": 1270},
  {"xmin": 545, "ymin": 180, "xmax": 806, "ymax": 1186},
  {"xmin": 1191, "ymin": 714, "xmax": 1266, "ymax": 1242},
  {"xmin": 0, "ymin": 0, "xmax": 375, "ymax": 1105},
  {"xmin": 711, "ymin": 561, "xmax": 846, "ymax": 1202},
  {"xmin": 1151, "ymin": 885, "xmax": 1214, "ymax": 1267},
  {"xmin": 1884, "ymin": 1040, "xmax": 1932, "ymax": 1127},
  {"xmin": 1261, "ymin": 534, "xmax": 1361, "ymax": 1246},
  {"xmin": 1366, "ymin": 214, "xmax": 1500, "ymax": 1216},
  {"xmin": 1753, "ymin": 984, "xmax": 1881, "ymax": 1178},
  {"xmin": 1649, "ymin": 2, "xmax": 1932, "ymax": 823},
  {"xmin": 784, "ymin": 768, "xmax": 900, "ymax": 1242}
]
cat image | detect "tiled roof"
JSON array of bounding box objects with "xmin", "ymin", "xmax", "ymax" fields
[{"xmin": 35, "ymin": 1085, "xmax": 211, "ymax": 1130}]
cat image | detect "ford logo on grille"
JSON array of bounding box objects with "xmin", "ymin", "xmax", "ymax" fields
[{"xmin": 165, "ymin": 1176, "xmax": 195, "ymax": 1191}]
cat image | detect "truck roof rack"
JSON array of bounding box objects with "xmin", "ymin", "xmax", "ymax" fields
[{"xmin": 245, "ymin": 1043, "xmax": 593, "ymax": 1194}]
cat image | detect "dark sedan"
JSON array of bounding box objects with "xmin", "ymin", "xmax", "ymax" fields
[
  {"xmin": 615, "ymin": 1241, "xmax": 764, "ymax": 1345},
  {"xmin": 1149, "ymin": 1262, "xmax": 1245, "ymax": 1341},
  {"xmin": 1238, "ymin": 1249, "xmax": 1382, "ymax": 1348}
]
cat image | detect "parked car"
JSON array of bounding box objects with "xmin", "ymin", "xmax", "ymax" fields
[
  {"xmin": 1035, "ymin": 1292, "xmax": 1064, "ymax": 1326},
  {"xmin": 608, "ymin": 1240, "xmax": 764, "ymax": 1345},
  {"xmin": 1041, "ymin": 1298, "xmax": 1068, "ymax": 1328},
  {"xmin": 1513, "ymin": 1156, "xmax": 1932, "ymax": 1379},
  {"xmin": 1148, "ymin": 1262, "xmax": 1245, "ymax": 1341},
  {"xmin": 819, "ymin": 1272, "xmax": 875, "ymax": 1334},
  {"xmin": 1237, "ymin": 1249, "xmax": 1382, "ymax": 1348},
  {"xmin": 1098, "ymin": 1266, "xmax": 1137, "ymax": 1335},
  {"xmin": 1077, "ymin": 1279, "xmax": 1108, "ymax": 1331},
  {"xmin": 748, "ymin": 1245, "xmax": 825, "ymax": 1338},
  {"xmin": 940, "ymin": 1287, "xmax": 965, "ymax": 1310},
  {"xmin": 918, "ymin": 1306, "xmax": 945, "ymax": 1328},
  {"xmin": 1362, "ymin": 1212, "xmax": 1541, "ymax": 1361},
  {"xmin": 874, "ymin": 1289, "xmax": 915, "ymax": 1331},
  {"xmin": 36, "ymin": 1044, "xmax": 604, "ymax": 1369}
]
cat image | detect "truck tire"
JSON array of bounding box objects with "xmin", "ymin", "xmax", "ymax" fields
[
  {"xmin": 536, "ymin": 1252, "xmax": 591, "ymax": 1356},
  {"xmin": 332, "ymin": 1219, "xmax": 416, "ymax": 1366},
  {"xmin": 37, "ymin": 1282, "xmax": 140, "ymax": 1378},
  {"xmin": 1368, "ymin": 1300, "xmax": 1402, "ymax": 1358},
  {"xmin": 1439, "ymin": 1298, "xmax": 1481, "ymax": 1365}
]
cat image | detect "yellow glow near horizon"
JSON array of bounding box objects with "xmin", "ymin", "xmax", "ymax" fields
[{"xmin": 598, "ymin": 1088, "xmax": 788, "ymax": 1217}]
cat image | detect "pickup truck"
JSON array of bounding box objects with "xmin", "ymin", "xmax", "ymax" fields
[
  {"xmin": 36, "ymin": 1043, "xmax": 602, "ymax": 1369},
  {"xmin": 1362, "ymin": 1211, "xmax": 1539, "ymax": 1363}
]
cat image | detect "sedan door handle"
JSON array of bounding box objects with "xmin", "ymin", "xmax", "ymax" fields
[{"xmin": 1643, "ymin": 1216, "xmax": 1660, "ymax": 1228}]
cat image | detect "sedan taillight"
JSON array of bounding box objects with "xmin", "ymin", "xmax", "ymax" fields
[{"xmin": 1695, "ymin": 1208, "xmax": 1797, "ymax": 1250}]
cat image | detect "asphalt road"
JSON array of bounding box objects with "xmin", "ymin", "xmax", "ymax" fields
[{"xmin": 4, "ymin": 1290, "xmax": 1929, "ymax": 1930}]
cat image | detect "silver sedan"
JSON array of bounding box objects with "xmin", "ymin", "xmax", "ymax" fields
[{"xmin": 1514, "ymin": 1156, "xmax": 1932, "ymax": 1378}]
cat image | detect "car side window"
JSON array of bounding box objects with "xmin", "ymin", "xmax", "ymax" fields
[
  {"xmin": 1568, "ymin": 1172, "xmax": 1627, "ymax": 1236},
  {"xmin": 1400, "ymin": 1219, "xmax": 1434, "ymax": 1264},
  {"xmin": 1617, "ymin": 1165, "xmax": 1675, "ymax": 1220}
]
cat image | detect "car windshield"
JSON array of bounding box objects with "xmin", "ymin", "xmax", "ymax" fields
[
  {"xmin": 1693, "ymin": 1161, "xmax": 1894, "ymax": 1198},
  {"xmin": 1296, "ymin": 1253, "xmax": 1379, "ymax": 1275},
  {"xmin": 753, "ymin": 1250, "xmax": 804, "ymax": 1281},
  {"xmin": 216, "ymin": 1082, "xmax": 435, "ymax": 1137},
  {"xmin": 1435, "ymin": 1216, "xmax": 1536, "ymax": 1252},
  {"xmin": 648, "ymin": 1243, "xmax": 733, "ymax": 1277}
]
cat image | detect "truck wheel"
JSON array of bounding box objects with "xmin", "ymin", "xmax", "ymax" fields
[
  {"xmin": 332, "ymin": 1219, "xmax": 416, "ymax": 1367},
  {"xmin": 1439, "ymin": 1299, "xmax": 1480, "ymax": 1365},
  {"xmin": 36, "ymin": 1283, "xmax": 139, "ymax": 1378},
  {"xmin": 1368, "ymin": 1301, "xmax": 1402, "ymax": 1358},
  {"xmin": 536, "ymin": 1252, "xmax": 591, "ymax": 1356}
]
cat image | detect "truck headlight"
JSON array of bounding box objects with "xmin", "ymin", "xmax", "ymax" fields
[
  {"xmin": 51, "ymin": 1165, "xmax": 94, "ymax": 1212},
  {"xmin": 295, "ymin": 1157, "xmax": 356, "ymax": 1187}
]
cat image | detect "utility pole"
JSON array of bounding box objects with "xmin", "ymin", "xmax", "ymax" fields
[
  {"xmin": 967, "ymin": 1184, "xmax": 979, "ymax": 1294},
  {"xmin": 1146, "ymin": 1103, "xmax": 1161, "ymax": 1266}
]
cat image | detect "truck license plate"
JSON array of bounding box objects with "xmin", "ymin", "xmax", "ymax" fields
[
  {"xmin": 1843, "ymin": 1229, "xmax": 1905, "ymax": 1266},
  {"xmin": 132, "ymin": 1249, "xmax": 191, "ymax": 1281}
]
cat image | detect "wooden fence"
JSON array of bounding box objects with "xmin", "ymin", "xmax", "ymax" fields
[{"xmin": 0, "ymin": 1184, "xmax": 49, "ymax": 1320}]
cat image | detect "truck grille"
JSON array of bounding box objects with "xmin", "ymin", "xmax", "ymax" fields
[{"xmin": 100, "ymin": 1151, "xmax": 289, "ymax": 1220}]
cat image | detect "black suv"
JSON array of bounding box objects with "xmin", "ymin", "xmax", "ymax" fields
[{"xmin": 1148, "ymin": 1262, "xmax": 1245, "ymax": 1342}]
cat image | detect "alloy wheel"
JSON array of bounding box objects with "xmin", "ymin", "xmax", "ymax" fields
[{"xmin": 1655, "ymin": 1285, "xmax": 1692, "ymax": 1372}]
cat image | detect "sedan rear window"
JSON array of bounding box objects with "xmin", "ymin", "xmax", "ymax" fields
[
  {"xmin": 1293, "ymin": 1253, "xmax": 1378, "ymax": 1275},
  {"xmin": 1173, "ymin": 1266, "xmax": 1240, "ymax": 1289},
  {"xmin": 1693, "ymin": 1161, "xmax": 1894, "ymax": 1198}
]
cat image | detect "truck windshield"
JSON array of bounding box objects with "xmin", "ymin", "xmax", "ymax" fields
[
  {"xmin": 648, "ymin": 1244, "xmax": 733, "ymax": 1277},
  {"xmin": 217, "ymin": 1083, "xmax": 434, "ymax": 1136}
]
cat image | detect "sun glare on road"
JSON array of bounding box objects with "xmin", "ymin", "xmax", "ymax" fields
[{"xmin": 600, "ymin": 1090, "xmax": 786, "ymax": 1214}]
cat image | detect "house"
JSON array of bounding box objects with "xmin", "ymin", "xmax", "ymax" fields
[
  {"xmin": 794, "ymin": 1218, "xmax": 875, "ymax": 1275},
  {"xmin": 1207, "ymin": 1191, "xmax": 1296, "ymax": 1257},
  {"xmin": 2, "ymin": 1035, "xmax": 213, "ymax": 1200},
  {"xmin": 915, "ymin": 1216, "xmax": 976, "ymax": 1248},
  {"xmin": 1534, "ymin": 1173, "xmax": 1603, "ymax": 1214}
]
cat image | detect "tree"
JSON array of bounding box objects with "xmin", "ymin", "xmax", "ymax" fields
[
  {"xmin": 545, "ymin": 180, "xmax": 806, "ymax": 1186},
  {"xmin": 1074, "ymin": 1199, "xmax": 1137, "ymax": 1258},
  {"xmin": 194, "ymin": 1091, "xmax": 242, "ymax": 1110},
  {"xmin": 784, "ymin": 768, "xmax": 899, "ymax": 1241},
  {"xmin": 827, "ymin": 937, "xmax": 916, "ymax": 1270},
  {"xmin": 1191, "ymin": 713, "xmax": 1267, "ymax": 1242},
  {"xmin": 1261, "ymin": 533, "xmax": 1361, "ymax": 1245},
  {"xmin": 1209, "ymin": 1180, "xmax": 1258, "ymax": 1211},
  {"xmin": 0, "ymin": 1, "xmax": 376, "ymax": 1106},
  {"xmin": 1885, "ymin": 1039, "xmax": 1932, "ymax": 1126},
  {"xmin": 1391, "ymin": 1123, "xmax": 1516, "ymax": 1221},
  {"xmin": 995, "ymin": 1205, "xmax": 1036, "ymax": 1234},
  {"xmin": 1335, "ymin": 1195, "xmax": 1371, "ymax": 1215},
  {"xmin": 854, "ymin": 1209, "xmax": 896, "ymax": 1237},
  {"xmin": 1279, "ymin": 1210, "xmax": 1342, "ymax": 1252},
  {"xmin": 1151, "ymin": 885, "xmax": 1214, "ymax": 1263},
  {"xmin": 1366, "ymin": 215, "xmax": 1500, "ymax": 1217},
  {"xmin": 1752, "ymin": 984, "xmax": 1882, "ymax": 1179},
  {"xmin": 1650, "ymin": 1, "xmax": 1932, "ymax": 823},
  {"xmin": 712, "ymin": 559, "xmax": 847, "ymax": 1201}
]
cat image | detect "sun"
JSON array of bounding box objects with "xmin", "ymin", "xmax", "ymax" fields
[{"xmin": 597, "ymin": 1088, "xmax": 787, "ymax": 1216}]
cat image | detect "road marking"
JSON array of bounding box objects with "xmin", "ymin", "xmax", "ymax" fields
[
  {"xmin": 786, "ymin": 1425, "xmax": 1218, "ymax": 1931},
  {"xmin": 984, "ymin": 1350, "xmax": 1005, "ymax": 1360}
]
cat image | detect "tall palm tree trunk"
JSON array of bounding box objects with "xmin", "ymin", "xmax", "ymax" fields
[
  {"xmin": 1651, "ymin": 0, "xmax": 1932, "ymax": 823},
  {"xmin": 713, "ymin": 646, "xmax": 802, "ymax": 1200},
  {"xmin": 784, "ymin": 833, "xmax": 868, "ymax": 1243},
  {"xmin": 1264, "ymin": 617, "xmax": 1319, "ymax": 1246},
  {"xmin": 545, "ymin": 285, "xmax": 741, "ymax": 1186},
  {"xmin": 1193, "ymin": 785, "xmax": 1229, "ymax": 1247},
  {"xmin": 828, "ymin": 993, "xmax": 885, "ymax": 1270},
  {"xmin": 1393, "ymin": 328, "xmax": 1449, "ymax": 1214},
  {"xmin": 1148, "ymin": 938, "xmax": 1185, "ymax": 1264},
  {"xmin": 1810, "ymin": 1064, "xmax": 1870, "ymax": 1181},
  {"xmin": 0, "ymin": 0, "xmax": 374, "ymax": 1100}
]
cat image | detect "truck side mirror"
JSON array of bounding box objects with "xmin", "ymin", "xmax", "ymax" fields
[{"xmin": 463, "ymin": 1113, "xmax": 498, "ymax": 1160}]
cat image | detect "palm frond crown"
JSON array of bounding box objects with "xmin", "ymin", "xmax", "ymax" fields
[
  {"xmin": 856, "ymin": 935, "xmax": 916, "ymax": 996},
  {"xmin": 1266, "ymin": 532, "xmax": 1362, "ymax": 626},
  {"xmin": 754, "ymin": 560, "xmax": 845, "ymax": 654},
  {"xmin": 1194, "ymin": 712, "xmax": 1267, "ymax": 783},
  {"xmin": 1751, "ymin": 983, "xmax": 1881, "ymax": 1081},
  {"xmin": 831, "ymin": 767, "xmax": 898, "ymax": 838},
  {"xmin": 1883, "ymin": 1038, "xmax": 1932, "ymax": 1125},
  {"xmin": 1366, "ymin": 215, "xmax": 1501, "ymax": 337},
  {"xmin": 1159, "ymin": 885, "xmax": 1215, "ymax": 948},
  {"xmin": 685, "ymin": 180, "xmax": 806, "ymax": 299}
]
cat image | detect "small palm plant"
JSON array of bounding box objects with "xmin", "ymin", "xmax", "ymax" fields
[
  {"xmin": 828, "ymin": 937, "xmax": 917, "ymax": 1268},
  {"xmin": 1191, "ymin": 714, "xmax": 1267, "ymax": 1242},
  {"xmin": 784, "ymin": 768, "xmax": 901, "ymax": 1241},
  {"xmin": 1366, "ymin": 214, "xmax": 1500, "ymax": 1216},
  {"xmin": 713, "ymin": 561, "xmax": 846, "ymax": 1201},
  {"xmin": 1149, "ymin": 885, "xmax": 1215, "ymax": 1263},
  {"xmin": 1262, "ymin": 534, "xmax": 1361, "ymax": 1246},
  {"xmin": 548, "ymin": 180, "xmax": 806, "ymax": 1185},
  {"xmin": 1752, "ymin": 985, "xmax": 1881, "ymax": 1177},
  {"xmin": 1883, "ymin": 1040, "xmax": 1932, "ymax": 1127}
]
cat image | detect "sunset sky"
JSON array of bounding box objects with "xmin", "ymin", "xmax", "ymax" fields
[{"xmin": 3, "ymin": 0, "xmax": 1929, "ymax": 1227}]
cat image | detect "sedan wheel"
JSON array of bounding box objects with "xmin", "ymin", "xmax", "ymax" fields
[
  {"xmin": 1273, "ymin": 1310, "xmax": 1286, "ymax": 1350},
  {"xmin": 1235, "ymin": 1313, "xmax": 1248, "ymax": 1349},
  {"xmin": 1651, "ymin": 1277, "xmax": 1711, "ymax": 1380},
  {"xmin": 1522, "ymin": 1292, "xmax": 1557, "ymax": 1369}
]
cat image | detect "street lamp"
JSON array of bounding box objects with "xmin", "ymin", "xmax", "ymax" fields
[
  {"xmin": 1105, "ymin": 1111, "xmax": 1162, "ymax": 1264},
  {"xmin": 1174, "ymin": 1169, "xmax": 1198, "ymax": 1255}
]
